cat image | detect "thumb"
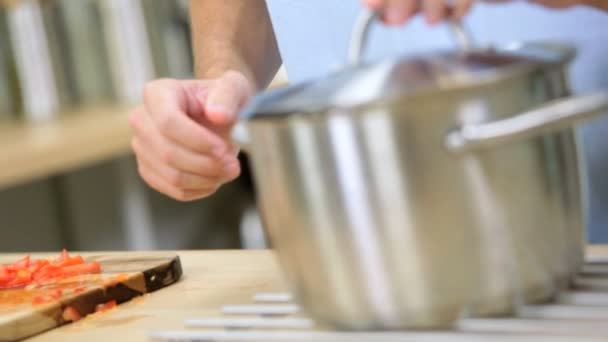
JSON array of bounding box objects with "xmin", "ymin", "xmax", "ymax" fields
[
  {"xmin": 363, "ymin": 0, "xmax": 384, "ymax": 9},
  {"xmin": 203, "ymin": 71, "xmax": 253, "ymax": 126}
]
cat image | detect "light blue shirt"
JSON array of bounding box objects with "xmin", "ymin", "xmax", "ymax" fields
[{"xmin": 266, "ymin": 1, "xmax": 608, "ymax": 242}]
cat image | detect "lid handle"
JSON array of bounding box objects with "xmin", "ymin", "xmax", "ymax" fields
[{"xmin": 347, "ymin": 8, "xmax": 475, "ymax": 65}]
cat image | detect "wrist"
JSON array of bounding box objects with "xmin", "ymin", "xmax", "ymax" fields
[
  {"xmin": 194, "ymin": 42, "xmax": 258, "ymax": 92},
  {"xmin": 203, "ymin": 64, "xmax": 257, "ymax": 93}
]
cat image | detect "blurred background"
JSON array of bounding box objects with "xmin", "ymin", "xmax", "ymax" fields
[{"xmin": 0, "ymin": 0, "xmax": 286, "ymax": 252}]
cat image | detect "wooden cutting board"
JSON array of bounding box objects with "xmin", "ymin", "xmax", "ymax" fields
[{"xmin": 0, "ymin": 252, "xmax": 182, "ymax": 342}]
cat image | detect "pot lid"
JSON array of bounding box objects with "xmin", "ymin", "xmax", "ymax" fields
[{"xmin": 240, "ymin": 11, "xmax": 575, "ymax": 120}]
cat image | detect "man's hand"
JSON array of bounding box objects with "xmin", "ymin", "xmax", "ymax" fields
[
  {"xmin": 129, "ymin": 0, "xmax": 280, "ymax": 201},
  {"xmin": 362, "ymin": 0, "xmax": 474, "ymax": 25},
  {"xmin": 363, "ymin": 0, "xmax": 607, "ymax": 26},
  {"xmin": 129, "ymin": 71, "xmax": 252, "ymax": 201}
]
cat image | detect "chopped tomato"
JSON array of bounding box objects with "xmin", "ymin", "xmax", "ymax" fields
[
  {"xmin": 57, "ymin": 249, "xmax": 70, "ymax": 263},
  {"xmin": 52, "ymin": 250, "xmax": 85, "ymax": 268},
  {"xmin": 60, "ymin": 262, "xmax": 101, "ymax": 277},
  {"xmin": 55, "ymin": 256, "xmax": 85, "ymax": 268},
  {"xmin": 73, "ymin": 286, "xmax": 86, "ymax": 294},
  {"xmin": 32, "ymin": 295, "xmax": 53, "ymax": 305},
  {"xmin": 6, "ymin": 256, "xmax": 30, "ymax": 271},
  {"xmin": 15, "ymin": 269, "xmax": 31, "ymax": 282},
  {"xmin": 33, "ymin": 264, "xmax": 62, "ymax": 281},
  {"xmin": 6, "ymin": 270, "xmax": 32, "ymax": 288},
  {"xmin": 49, "ymin": 288, "xmax": 63, "ymax": 298},
  {"xmin": 0, "ymin": 266, "xmax": 9, "ymax": 283},
  {"xmin": 95, "ymin": 300, "xmax": 117, "ymax": 312},
  {"xmin": 0, "ymin": 250, "xmax": 101, "ymax": 290},
  {"xmin": 62, "ymin": 306, "xmax": 82, "ymax": 322},
  {"xmin": 27, "ymin": 260, "xmax": 49, "ymax": 274},
  {"xmin": 32, "ymin": 295, "xmax": 56, "ymax": 305}
]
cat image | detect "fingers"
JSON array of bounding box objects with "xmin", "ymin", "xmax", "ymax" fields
[
  {"xmin": 421, "ymin": 0, "xmax": 473, "ymax": 24},
  {"xmin": 131, "ymin": 107, "xmax": 236, "ymax": 178},
  {"xmin": 362, "ymin": 0, "xmax": 475, "ymax": 26},
  {"xmin": 133, "ymin": 139, "xmax": 220, "ymax": 190},
  {"xmin": 136, "ymin": 161, "xmax": 217, "ymax": 202},
  {"xmin": 452, "ymin": 0, "xmax": 474, "ymax": 20},
  {"xmin": 422, "ymin": 0, "xmax": 445, "ymax": 24},
  {"xmin": 363, "ymin": 0, "xmax": 384, "ymax": 9},
  {"xmin": 131, "ymin": 126, "xmax": 241, "ymax": 201},
  {"xmin": 143, "ymin": 79, "xmax": 229, "ymax": 157},
  {"xmin": 129, "ymin": 94, "xmax": 241, "ymax": 202},
  {"xmin": 384, "ymin": 0, "xmax": 419, "ymax": 24}
]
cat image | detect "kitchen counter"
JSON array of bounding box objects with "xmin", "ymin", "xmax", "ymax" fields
[{"xmin": 5, "ymin": 246, "xmax": 608, "ymax": 341}]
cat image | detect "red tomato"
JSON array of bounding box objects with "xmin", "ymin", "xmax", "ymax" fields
[
  {"xmin": 57, "ymin": 249, "xmax": 70, "ymax": 262},
  {"xmin": 27, "ymin": 260, "xmax": 49, "ymax": 274},
  {"xmin": 6, "ymin": 256, "xmax": 30, "ymax": 271},
  {"xmin": 0, "ymin": 251, "xmax": 101, "ymax": 289},
  {"xmin": 60, "ymin": 262, "xmax": 101, "ymax": 277},
  {"xmin": 32, "ymin": 295, "xmax": 56, "ymax": 306},
  {"xmin": 49, "ymin": 288, "xmax": 63, "ymax": 299},
  {"xmin": 73, "ymin": 286, "xmax": 86, "ymax": 294},
  {"xmin": 0, "ymin": 266, "xmax": 9, "ymax": 283},
  {"xmin": 6, "ymin": 270, "xmax": 32, "ymax": 287},
  {"xmin": 33, "ymin": 264, "xmax": 62, "ymax": 281},
  {"xmin": 55, "ymin": 256, "xmax": 85, "ymax": 268}
]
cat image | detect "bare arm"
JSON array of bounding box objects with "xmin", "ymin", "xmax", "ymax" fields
[
  {"xmin": 190, "ymin": 0, "xmax": 282, "ymax": 90},
  {"xmin": 130, "ymin": 1, "xmax": 282, "ymax": 201}
]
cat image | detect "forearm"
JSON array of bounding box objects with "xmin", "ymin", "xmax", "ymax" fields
[{"xmin": 190, "ymin": 0, "xmax": 282, "ymax": 90}]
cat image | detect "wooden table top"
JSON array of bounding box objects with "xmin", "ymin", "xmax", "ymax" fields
[{"xmin": 3, "ymin": 245, "xmax": 608, "ymax": 341}]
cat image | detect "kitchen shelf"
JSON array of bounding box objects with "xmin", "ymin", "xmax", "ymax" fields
[
  {"xmin": 0, "ymin": 70, "xmax": 289, "ymax": 190},
  {"xmin": 0, "ymin": 105, "xmax": 133, "ymax": 190}
]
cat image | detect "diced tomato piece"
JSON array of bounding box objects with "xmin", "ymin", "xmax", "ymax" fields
[
  {"xmin": 60, "ymin": 262, "xmax": 101, "ymax": 277},
  {"xmin": 0, "ymin": 251, "xmax": 101, "ymax": 289},
  {"xmin": 33, "ymin": 264, "xmax": 62, "ymax": 281},
  {"xmin": 52, "ymin": 249, "xmax": 70, "ymax": 264},
  {"xmin": 0, "ymin": 266, "xmax": 9, "ymax": 283},
  {"xmin": 32, "ymin": 295, "xmax": 57, "ymax": 306},
  {"xmin": 62, "ymin": 306, "xmax": 82, "ymax": 322},
  {"xmin": 6, "ymin": 255, "xmax": 30, "ymax": 271},
  {"xmin": 16, "ymin": 269, "xmax": 31, "ymax": 281},
  {"xmin": 27, "ymin": 260, "xmax": 49, "ymax": 274},
  {"xmin": 95, "ymin": 300, "xmax": 117, "ymax": 312},
  {"xmin": 6, "ymin": 270, "xmax": 31, "ymax": 287},
  {"xmin": 53, "ymin": 256, "xmax": 85, "ymax": 268},
  {"xmin": 73, "ymin": 286, "xmax": 86, "ymax": 294},
  {"xmin": 59, "ymin": 249, "xmax": 70, "ymax": 261},
  {"xmin": 49, "ymin": 288, "xmax": 63, "ymax": 299}
]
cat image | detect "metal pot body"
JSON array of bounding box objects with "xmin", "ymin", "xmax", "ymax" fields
[{"xmin": 241, "ymin": 64, "xmax": 592, "ymax": 329}]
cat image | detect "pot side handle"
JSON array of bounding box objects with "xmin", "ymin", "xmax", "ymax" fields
[
  {"xmin": 348, "ymin": 9, "xmax": 473, "ymax": 66},
  {"xmin": 444, "ymin": 91, "xmax": 608, "ymax": 153}
]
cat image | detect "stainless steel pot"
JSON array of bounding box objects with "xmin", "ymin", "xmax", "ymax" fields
[{"xmin": 233, "ymin": 10, "xmax": 608, "ymax": 329}]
